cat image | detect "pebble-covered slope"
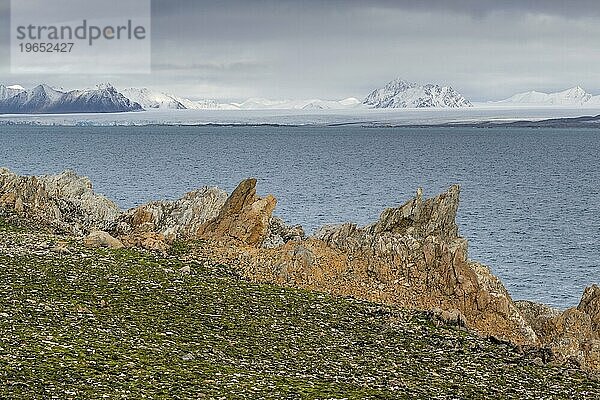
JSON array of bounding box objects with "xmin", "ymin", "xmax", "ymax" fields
[{"xmin": 0, "ymin": 215, "xmax": 598, "ymax": 399}]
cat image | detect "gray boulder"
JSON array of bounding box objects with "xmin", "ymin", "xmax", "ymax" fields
[
  {"xmin": 116, "ymin": 187, "xmax": 228, "ymax": 240},
  {"xmin": 0, "ymin": 168, "xmax": 120, "ymax": 235}
]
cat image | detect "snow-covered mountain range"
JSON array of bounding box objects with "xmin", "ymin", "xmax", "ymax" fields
[
  {"xmin": 0, "ymin": 83, "xmax": 365, "ymax": 113},
  {"xmin": 0, "ymin": 83, "xmax": 141, "ymax": 114},
  {"xmin": 495, "ymin": 86, "xmax": 600, "ymax": 106},
  {"xmin": 120, "ymin": 88, "xmax": 231, "ymax": 110},
  {"xmin": 231, "ymin": 97, "xmax": 361, "ymax": 110},
  {"xmin": 363, "ymin": 78, "xmax": 472, "ymax": 108},
  {"xmin": 5, "ymin": 81, "xmax": 600, "ymax": 115},
  {"xmin": 121, "ymin": 88, "xmax": 362, "ymax": 110}
]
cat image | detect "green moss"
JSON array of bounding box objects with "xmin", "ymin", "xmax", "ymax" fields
[
  {"xmin": 168, "ymin": 240, "xmax": 191, "ymax": 256},
  {"xmin": 0, "ymin": 230, "xmax": 598, "ymax": 399},
  {"xmin": 0, "ymin": 215, "xmax": 24, "ymax": 232}
]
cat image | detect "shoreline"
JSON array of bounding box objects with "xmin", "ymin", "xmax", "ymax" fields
[{"xmin": 2, "ymin": 106, "xmax": 600, "ymax": 128}]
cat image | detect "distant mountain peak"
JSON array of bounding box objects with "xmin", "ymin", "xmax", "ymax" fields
[
  {"xmin": 32, "ymin": 83, "xmax": 55, "ymax": 93},
  {"xmin": 364, "ymin": 78, "xmax": 472, "ymax": 108},
  {"xmin": 96, "ymin": 82, "xmax": 117, "ymax": 91},
  {"xmin": 0, "ymin": 84, "xmax": 26, "ymax": 102},
  {"xmin": 498, "ymin": 86, "xmax": 594, "ymax": 105},
  {"xmin": 387, "ymin": 78, "xmax": 417, "ymax": 88}
]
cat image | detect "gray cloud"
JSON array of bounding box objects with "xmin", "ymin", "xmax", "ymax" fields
[
  {"xmin": 151, "ymin": 0, "xmax": 600, "ymax": 20},
  {"xmin": 152, "ymin": 61, "xmax": 266, "ymax": 73},
  {"xmin": 362, "ymin": 0, "xmax": 600, "ymax": 18},
  {"xmin": 2, "ymin": 0, "xmax": 600, "ymax": 101},
  {"xmin": 0, "ymin": 0, "xmax": 8, "ymax": 65}
]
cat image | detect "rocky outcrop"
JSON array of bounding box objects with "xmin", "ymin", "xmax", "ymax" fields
[
  {"xmin": 115, "ymin": 180, "xmax": 301, "ymax": 250},
  {"xmin": 0, "ymin": 168, "xmax": 119, "ymax": 235},
  {"xmin": 197, "ymin": 178, "xmax": 276, "ymax": 247},
  {"xmin": 516, "ymin": 286, "xmax": 600, "ymax": 371},
  {"xmin": 367, "ymin": 186, "xmax": 459, "ymax": 238},
  {"xmin": 232, "ymin": 185, "xmax": 536, "ymax": 345},
  {"xmin": 116, "ymin": 187, "xmax": 227, "ymax": 240},
  {"xmin": 548, "ymin": 308, "xmax": 599, "ymax": 370},
  {"xmin": 579, "ymin": 285, "xmax": 600, "ymax": 333},
  {"xmin": 0, "ymin": 170, "xmax": 303, "ymax": 250},
  {"xmin": 469, "ymin": 263, "xmax": 538, "ymax": 344},
  {"xmin": 514, "ymin": 301, "xmax": 562, "ymax": 341}
]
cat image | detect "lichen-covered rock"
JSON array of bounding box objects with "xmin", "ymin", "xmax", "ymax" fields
[
  {"xmin": 0, "ymin": 168, "xmax": 119, "ymax": 235},
  {"xmin": 470, "ymin": 263, "xmax": 538, "ymax": 344},
  {"xmin": 83, "ymin": 230, "xmax": 124, "ymax": 249},
  {"xmin": 370, "ymin": 186, "xmax": 460, "ymax": 238},
  {"xmin": 116, "ymin": 187, "xmax": 227, "ymax": 240},
  {"xmin": 431, "ymin": 308, "xmax": 467, "ymax": 328},
  {"xmin": 516, "ymin": 288, "xmax": 600, "ymax": 371},
  {"xmin": 262, "ymin": 216, "xmax": 305, "ymax": 248},
  {"xmin": 120, "ymin": 232, "xmax": 171, "ymax": 253},
  {"xmin": 549, "ymin": 308, "xmax": 596, "ymax": 366},
  {"xmin": 197, "ymin": 178, "xmax": 276, "ymax": 247},
  {"xmin": 578, "ymin": 284, "xmax": 600, "ymax": 333},
  {"xmin": 514, "ymin": 300, "xmax": 562, "ymax": 342}
]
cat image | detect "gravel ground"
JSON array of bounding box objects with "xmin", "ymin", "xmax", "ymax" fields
[{"xmin": 0, "ymin": 215, "xmax": 599, "ymax": 399}]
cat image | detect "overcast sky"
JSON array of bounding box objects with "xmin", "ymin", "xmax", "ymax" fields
[{"xmin": 2, "ymin": 0, "xmax": 600, "ymax": 101}]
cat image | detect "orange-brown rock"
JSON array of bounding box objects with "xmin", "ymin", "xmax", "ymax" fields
[
  {"xmin": 578, "ymin": 285, "xmax": 600, "ymax": 333},
  {"xmin": 219, "ymin": 185, "xmax": 536, "ymax": 345},
  {"xmin": 548, "ymin": 308, "xmax": 599, "ymax": 369},
  {"xmin": 514, "ymin": 300, "xmax": 562, "ymax": 343},
  {"xmin": 120, "ymin": 232, "xmax": 171, "ymax": 253},
  {"xmin": 516, "ymin": 287, "xmax": 600, "ymax": 371},
  {"xmin": 197, "ymin": 178, "xmax": 276, "ymax": 247}
]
